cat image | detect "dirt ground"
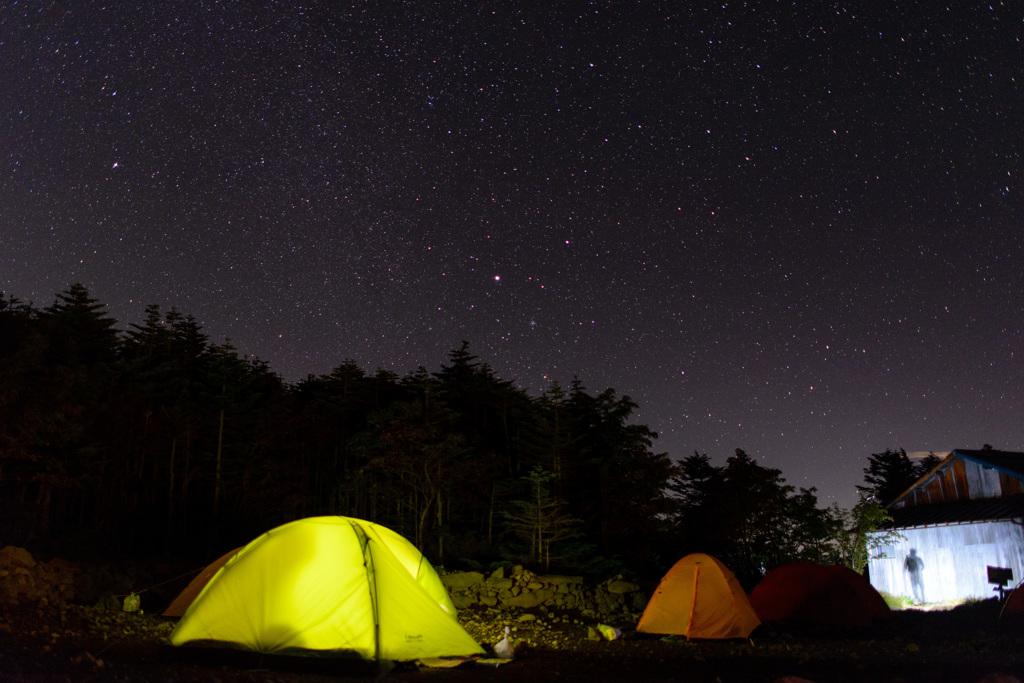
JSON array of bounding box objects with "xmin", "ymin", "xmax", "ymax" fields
[{"xmin": 2, "ymin": 599, "xmax": 1023, "ymax": 683}]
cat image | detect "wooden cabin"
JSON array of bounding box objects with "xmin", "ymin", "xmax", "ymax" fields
[{"xmin": 866, "ymin": 449, "xmax": 1024, "ymax": 603}]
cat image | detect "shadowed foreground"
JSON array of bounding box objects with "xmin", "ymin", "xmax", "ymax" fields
[{"xmin": 1, "ymin": 600, "xmax": 1023, "ymax": 682}]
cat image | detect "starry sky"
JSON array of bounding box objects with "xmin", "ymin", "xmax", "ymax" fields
[{"xmin": 3, "ymin": 2, "xmax": 1022, "ymax": 508}]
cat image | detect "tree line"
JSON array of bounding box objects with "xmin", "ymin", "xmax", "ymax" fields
[{"xmin": 0, "ymin": 285, "xmax": 935, "ymax": 582}]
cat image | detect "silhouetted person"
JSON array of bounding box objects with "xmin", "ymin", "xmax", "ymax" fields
[{"xmin": 904, "ymin": 548, "xmax": 925, "ymax": 603}]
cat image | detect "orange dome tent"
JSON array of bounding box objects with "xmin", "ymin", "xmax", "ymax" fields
[
  {"xmin": 637, "ymin": 553, "xmax": 761, "ymax": 639},
  {"xmin": 162, "ymin": 547, "xmax": 241, "ymax": 617},
  {"xmin": 748, "ymin": 562, "xmax": 891, "ymax": 627}
]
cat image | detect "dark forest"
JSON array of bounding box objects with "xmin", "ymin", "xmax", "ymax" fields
[{"xmin": 1, "ymin": 284, "xmax": 908, "ymax": 584}]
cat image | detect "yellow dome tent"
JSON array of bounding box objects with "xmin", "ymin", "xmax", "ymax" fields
[
  {"xmin": 169, "ymin": 516, "xmax": 483, "ymax": 663},
  {"xmin": 637, "ymin": 553, "xmax": 761, "ymax": 639}
]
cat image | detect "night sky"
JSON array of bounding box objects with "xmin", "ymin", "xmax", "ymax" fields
[{"xmin": 3, "ymin": 2, "xmax": 1022, "ymax": 508}]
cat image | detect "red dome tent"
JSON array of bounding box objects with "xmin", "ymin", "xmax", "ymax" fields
[
  {"xmin": 748, "ymin": 562, "xmax": 891, "ymax": 627},
  {"xmin": 1000, "ymin": 580, "xmax": 1024, "ymax": 620}
]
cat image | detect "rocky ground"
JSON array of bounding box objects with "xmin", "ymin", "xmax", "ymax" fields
[
  {"xmin": 2, "ymin": 546, "xmax": 1023, "ymax": 682},
  {"xmin": 2, "ymin": 598, "xmax": 1024, "ymax": 682}
]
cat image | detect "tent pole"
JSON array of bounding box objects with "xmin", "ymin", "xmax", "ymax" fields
[
  {"xmin": 686, "ymin": 565, "xmax": 700, "ymax": 640},
  {"xmin": 358, "ymin": 525, "xmax": 384, "ymax": 676}
]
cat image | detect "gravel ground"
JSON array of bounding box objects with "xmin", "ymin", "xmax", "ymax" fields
[{"xmin": 1, "ymin": 600, "xmax": 1023, "ymax": 682}]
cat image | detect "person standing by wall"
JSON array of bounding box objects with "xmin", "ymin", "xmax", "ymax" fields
[{"xmin": 904, "ymin": 548, "xmax": 925, "ymax": 603}]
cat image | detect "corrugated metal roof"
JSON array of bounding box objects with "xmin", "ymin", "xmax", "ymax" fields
[{"xmin": 884, "ymin": 494, "xmax": 1024, "ymax": 529}]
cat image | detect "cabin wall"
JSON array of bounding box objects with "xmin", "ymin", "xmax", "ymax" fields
[
  {"xmin": 908, "ymin": 460, "xmax": 961, "ymax": 505},
  {"xmin": 867, "ymin": 521, "xmax": 1024, "ymax": 603},
  {"xmin": 1000, "ymin": 473, "xmax": 1024, "ymax": 497},
  {"xmin": 904, "ymin": 458, "xmax": 1014, "ymax": 507},
  {"xmin": 965, "ymin": 461, "xmax": 1003, "ymax": 499}
]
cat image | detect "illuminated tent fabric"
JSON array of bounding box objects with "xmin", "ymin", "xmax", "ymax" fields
[
  {"xmin": 636, "ymin": 553, "xmax": 761, "ymax": 639},
  {"xmin": 748, "ymin": 562, "xmax": 891, "ymax": 627},
  {"xmin": 169, "ymin": 516, "xmax": 484, "ymax": 662},
  {"xmin": 163, "ymin": 547, "xmax": 241, "ymax": 617}
]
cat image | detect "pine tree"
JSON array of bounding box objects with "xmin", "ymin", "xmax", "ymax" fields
[
  {"xmin": 503, "ymin": 466, "xmax": 581, "ymax": 571},
  {"xmin": 857, "ymin": 448, "xmax": 918, "ymax": 505},
  {"xmin": 42, "ymin": 283, "xmax": 120, "ymax": 366}
]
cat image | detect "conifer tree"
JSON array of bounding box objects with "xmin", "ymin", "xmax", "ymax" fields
[
  {"xmin": 504, "ymin": 466, "xmax": 580, "ymax": 571},
  {"xmin": 857, "ymin": 448, "xmax": 918, "ymax": 505}
]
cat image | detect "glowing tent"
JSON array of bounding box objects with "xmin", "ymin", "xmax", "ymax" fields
[
  {"xmin": 636, "ymin": 553, "xmax": 761, "ymax": 639},
  {"xmin": 168, "ymin": 516, "xmax": 484, "ymax": 663},
  {"xmin": 747, "ymin": 562, "xmax": 891, "ymax": 627}
]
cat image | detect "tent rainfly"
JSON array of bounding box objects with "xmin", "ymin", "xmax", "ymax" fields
[
  {"xmin": 168, "ymin": 516, "xmax": 484, "ymax": 664},
  {"xmin": 1000, "ymin": 579, "xmax": 1024, "ymax": 620},
  {"xmin": 636, "ymin": 553, "xmax": 761, "ymax": 639},
  {"xmin": 748, "ymin": 562, "xmax": 891, "ymax": 627},
  {"xmin": 162, "ymin": 547, "xmax": 240, "ymax": 618}
]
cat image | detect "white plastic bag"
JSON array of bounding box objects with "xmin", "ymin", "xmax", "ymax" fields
[
  {"xmin": 122, "ymin": 592, "xmax": 140, "ymax": 613},
  {"xmin": 493, "ymin": 626, "xmax": 515, "ymax": 659}
]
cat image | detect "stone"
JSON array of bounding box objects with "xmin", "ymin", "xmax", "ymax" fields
[
  {"xmin": 94, "ymin": 592, "xmax": 120, "ymax": 612},
  {"xmin": 517, "ymin": 613, "xmax": 536, "ymax": 622},
  {"xmin": 433, "ymin": 569, "xmax": 648, "ymax": 617},
  {"xmin": 0, "ymin": 547, "xmax": 36, "ymax": 569},
  {"xmin": 487, "ymin": 577, "xmax": 514, "ymax": 590},
  {"xmin": 451, "ymin": 593, "xmax": 476, "ymax": 609},
  {"xmin": 543, "ymin": 575, "xmax": 583, "ymax": 586},
  {"xmin": 606, "ymin": 580, "xmax": 640, "ymax": 594},
  {"xmin": 507, "ymin": 588, "xmax": 554, "ymax": 609},
  {"xmin": 440, "ymin": 571, "xmax": 484, "ymax": 591}
]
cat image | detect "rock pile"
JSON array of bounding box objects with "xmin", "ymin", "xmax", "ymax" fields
[
  {"xmin": 0, "ymin": 546, "xmax": 77, "ymax": 607},
  {"xmin": 441, "ymin": 565, "xmax": 648, "ymax": 621},
  {"xmin": 0, "ymin": 546, "xmax": 147, "ymax": 609},
  {"xmin": 2, "ymin": 544, "xmax": 651, "ymax": 627}
]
